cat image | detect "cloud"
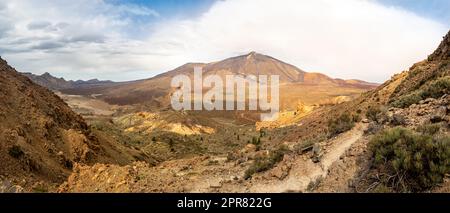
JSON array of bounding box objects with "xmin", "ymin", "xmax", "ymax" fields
[
  {"xmin": 27, "ymin": 21, "xmax": 52, "ymax": 30},
  {"xmin": 144, "ymin": 0, "xmax": 448, "ymax": 83},
  {"xmin": 0, "ymin": 0, "xmax": 447, "ymax": 82},
  {"xmin": 31, "ymin": 41, "xmax": 65, "ymax": 50},
  {"xmin": 66, "ymin": 34, "xmax": 106, "ymax": 43}
]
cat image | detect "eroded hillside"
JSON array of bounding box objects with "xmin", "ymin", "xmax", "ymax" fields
[{"xmin": 0, "ymin": 57, "xmax": 153, "ymax": 192}]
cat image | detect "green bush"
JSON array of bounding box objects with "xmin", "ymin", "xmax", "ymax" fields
[
  {"xmin": 391, "ymin": 76, "xmax": 450, "ymax": 108},
  {"xmin": 251, "ymin": 136, "xmax": 261, "ymax": 146},
  {"xmin": 391, "ymin": 91, "xmax": 424, "ymax": 108},
  {"xmin": 244, "ymin": 145, "xmax": 288, "ymax": 179},
  {"xmin": 366, "ymin": 105, "xmax": 387, "ymax": 123},
  {"xmin": 352, "ymin": 113, "xmax": 362, "ymax": 123},
  {"xmin": 421, "ymin": 76, "xmax": 450, "ymax": 98},
  {"xmin": 366, "ymin": 106, "xmax": 380, "ymax": 121},
  {"xmin": 369, "ymin": 127, "xmax": 450, "ymax": 192},
  {"xmin": 260, "ymin": 129, "xmax": 266, "ymax": 137},
  {"xmin": 328, "ymin": 113, "xmax": 355, "ymax": 137},
  {"xmin": 416, "ymin": 123, "xmax": 442, "ymax": 135}
]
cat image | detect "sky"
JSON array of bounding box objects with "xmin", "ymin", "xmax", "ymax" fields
[{"xmin": 0, "ymin": 0, "xmax": 448, "ymax": 83}]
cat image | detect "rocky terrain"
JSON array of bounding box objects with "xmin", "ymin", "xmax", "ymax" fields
[
  {"xmin": 57, "ymin": 31, "xmax": 450, "ymax": 193},
  {"xmin": 1, "ymin": 30, "xmax": 448, "ymax": 193},
  {"xmin": 0, "ymin": 57, "xmax": 153, "ymax": 192}
]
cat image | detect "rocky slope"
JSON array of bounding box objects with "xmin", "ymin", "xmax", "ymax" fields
[{"xmin": 0, "ymin": 57, "xmax": 150, "ymax": 192}]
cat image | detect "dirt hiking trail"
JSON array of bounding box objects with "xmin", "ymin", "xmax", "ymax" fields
[{"xmin": 249, "ymin": 123, "xmax": 367, "ymax": 192}]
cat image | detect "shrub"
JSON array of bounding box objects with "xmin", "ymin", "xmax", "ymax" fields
[
  {"xmin": 260, "ymin": 129, "xmax": 266, "ymax": 137},
  {"xmin": 244, "ymin": 145, "xmax": 288, "ymax": 179},
  {"xmin": 352, "ymin": 113, "xmax": 362, "ymax": 123},
  {"xmin": 251, "ymin": 136, "xmax": 261, "ymax": 146},
  {"xmin": 8, "ymin": 145, "xmax": 24, "ymax": 158},
  {"xmin": 390, "ymin": 114, "xmax": 406, "ymax": 126},
  {"xmin": 416, "ymin": 123, "xmax": 442, "ymax": 135},
  {"xmin": 226, "ymin": 152, "xmax": 237, "ymax": 161},
  {"xmin": 168, "ymin": 138, "xmax": 174, "ymax": 147},
  {"xmin": 366, "ymin": 106, "xmax": 379, "ymax": 121},
  {"xmin": 421, "ymin": 76, "xmax": 450, "ymax": 99},
  {"xmin": 366, "ymin": 105, "xmax": 387, "ymax": 123},
  {"xmin": 391, "ymin": 91, "xmax": 423, "ymax": 108},
  {"xmin": 369, "ymin": 127, "xmax": 450, "ymax": 192},
  {"xmin": 364, "ymin": 122, "xmax": 383, "ymax": 135},
  {"xmin": 328, "ymin": 113, "xmax": 355, "ymax": 137},
  {"xmin": 391, "ymin": 76, "xmax": 450, "ymax": 108}
]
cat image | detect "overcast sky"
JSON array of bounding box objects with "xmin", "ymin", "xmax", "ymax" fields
[{"xmin": 0, "ymin": 0, "xmax": 448, "ymax": 82}]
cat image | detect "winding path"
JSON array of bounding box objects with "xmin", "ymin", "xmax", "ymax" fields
[{"xmin": 250, "ymin": 123, "xmax": 367, "ymax": 192}]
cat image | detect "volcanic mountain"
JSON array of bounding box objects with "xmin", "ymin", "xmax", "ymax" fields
[{"xmin": 62, "ymin": 52, "xmax": 377, "ymax": 110}]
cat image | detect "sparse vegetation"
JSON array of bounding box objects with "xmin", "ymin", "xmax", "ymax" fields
[
  {"xmin": 260, "ymin": 129, "xmax": 266, "ymax": 137},
  {"xmin": 306, "ymin": 176, "xmax": 324, "ymax": 192},
  {"xmin": 168, "ymin": 138, "xmax": 174, "ymax": 147},
  {"xmin": 390, "ymin": 114, "xmax": 406, "ymax": 126},
  {"xmin": 369, "ymin": 127, "xmax": 450, "ymax": 192},
  {"xmin": 391, "ymin": 76, "xmax": 450, "ymax": 108},
  {"xmin": 244, "ymin": 145, "xmax": 288, "ymax": 179},
  {"xmin": 364, "ymin": 122, "xmax": 383, "ymax": 135},
  {"xmin": 390, "ymin": 91, "xmax": 423, "ymax": 108},
  {"xmin": 32, "ymin": 186, "xmax": 49, "ymax": 193},
  {"xmin": 251, "ymin": 136, "xmax": 261, "ymax": 146},
  {"xmin": 327, "ymin": 113, "xmax": 355, "ymax": 137},
  {"xmin": 249, "ymin": 136, "xmax": 262, "ymax": 150},
  {"xmin": 294, "ymin": 134, "xmax": 326, "ymax": 154},
  {"xmin": 352, "ymin": 113, "xmax": 361, "ymax": 123},
  {"xmin": 91, "ymin": 121, "xmax": 144, "ymax": 145},
  {"xmin": 416, "ymin": 123, "xmax": 443, "ymax": 135},
  {"xmin": 366, "ymin": 105, "xmax": 387, "ymax": 123},
  {"xmin": 8, "ymin": 145, "xmax": 24, "ymax": 158}
]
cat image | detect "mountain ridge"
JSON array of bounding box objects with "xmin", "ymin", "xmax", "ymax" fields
[
  {"xmin": 61, "ymin": 52, "xmax": 377, "ymax": 108},
  {"xmin": 22, "ymin": 72, "xmax": 115, "ymax": 91},
  {"xmin": 151, "ymin": 51, "xmax": 377, "ymax": 86}
]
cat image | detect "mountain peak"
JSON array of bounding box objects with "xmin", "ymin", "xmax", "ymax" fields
[
  {"xmin": 42, "ymin": 72, "xmax": 52, "ymax": 77},
  {"xmin": 0, "ymin": 56, "xmax": 6, "ymax": 65},
  {"xmin": 429, "ymin": 30, "xmax": 450, "ymax": 61},
  {"xmin": 245, "ymin": 51, "xmax": 260, "ymax": 60}
]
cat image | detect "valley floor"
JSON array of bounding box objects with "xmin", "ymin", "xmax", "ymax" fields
[{"xmin": 58, "ymin": 123, "xmax": 371, "ymax": 192}]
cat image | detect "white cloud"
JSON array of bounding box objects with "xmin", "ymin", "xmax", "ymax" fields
[
  {"xmin": 0, "ymin": 0, "xmax": 448, "ymax": 82},
  {"xmin": 146, "ymin": 0, "xmax": 448, "ymax": 83}
]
